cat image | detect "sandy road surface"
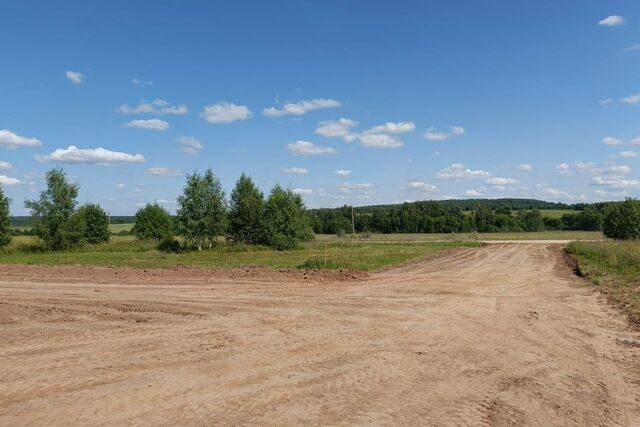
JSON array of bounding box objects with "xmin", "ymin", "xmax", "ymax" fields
[{"xmin": 0, "ymin": 243, "xmax": 639, "ymax": 426}]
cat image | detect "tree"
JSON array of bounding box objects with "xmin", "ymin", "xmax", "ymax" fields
[
  {"xmin": 176, "ymin": 169, "xmax": 227, "ymax": 250},
  {"xmin": 0, "ymin": 185, "xmax": 11, "ymax": 247},
  {"xmin": 603, "ymin": 199, "xmax": 640, "ymax": 240},
  {"xmin": 263, "ymin": 185, "xmax": 313, "ymax": 250},
  {"xmin": 132, "ymin": 203, "xmax": 173, "ymax": 241},
  {"xmin": 228, "ymin": 173, "xmax": 265, "ymax": 244},
  {"xmin": 76, "ymin": 204, "xmax": 110, "ymax": 244},
  {"xmin": 25, "ymin": 168, "xmax": 83, "ymax": 250},
  {"xmin": 474, "ymin": 205, "xmax": 495, "ymax": 232},
  {"xmin": 519, "ymin": 209, "xmax": 545, "ymax": 232}
]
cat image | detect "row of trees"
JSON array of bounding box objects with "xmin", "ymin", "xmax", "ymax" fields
[{"xmin": 131, "ymin": 171, "xmax": 313, "ymax": 250}]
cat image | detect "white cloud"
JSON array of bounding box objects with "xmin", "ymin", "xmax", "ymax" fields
[
  {"xmin": 36, "ymin": 145, "xmax": 145, "ymax": 164},
  {"xmin": 0, "ymin": 129, "xmax": 42, "ymax": 149},
  {"xmin": 335, "ymin": 169, "xmax": 352, "ymax": 177},
  {"xmin": 287, "ymin": 140, "xmax": 337, "ymax": 156},
  {"xmin": 0, "ymin": 175, "xmax": 21, "ymax": 186},
  {"xmin": 603, "ymin": 136, "xmax": 624, "ymax": 146},
  {"xmin": 177, "ymin": 136, "xmax": 203, "ymax": 155},
  {"xmin": 599, "ymin": 98, "xmax": 613, "ymax": 107},
  {"xmin": 574, "ymin": 161, "xmax": 596, "ymax": 170},
  {"xmin": 436, "ymin": 163, "xmax": 491, "ymax": 180},
  {"xmin": 119, "ymin": 99, "xmax": 187, "ymax": 115},
  {"xmin": 0, "ymin": 161, "xmax": 13, "ymax": 170},
  {"xmin": 465, "ymin": 188, "xmax": 486, "ymax": 197},
  {"xmin": 147, "ymin": 167, "xmax": 183, "ymax": 176},
  {"xmin": 631, "ymin": 136, "xmax": 640, "ymax": 145},
  {"xmin": 201, "ymin": 102, "xmax": 252, "ymax": 124},
  {"xmin": 591, "ymin": 176, "xmax": 640, "ymax": 190},
  {"xmin": 263, "ymin": 98, "xmax": 341, "ymax": 117},
  {"xmin": 449, "ymin": 126, "xmax": 466, "ymax": 135},
  {"xmin": 620, "ymin": 151, "xmax": 640, "ymax": 158},
  {"xmin": 364, "ymin": 121, "xmax": 415, "ymax": 134},
  {"xmin": 486, "ymin": 177, "xmax": 518, "ymax": 185},
  {"xmin": 599, "ymin": 15, "xmax": 625, "ymax": 26},
  {"xmin": 603, "ymin": 165, "xmax": 631, "ymax": 175},
  {"xmin": 292, "ymin": 188, "xmax": 313, "ymax": 195},
  {"xmin": 424, "ymin": 126, "xmax": 465, "ymax": 141},
  {"xmin": 623, "ymin": 44, "xmax": 640, "ymax": 52},
  {"xmin": 283, "ymin": 167, "xmax": 309, "ymax": 175},
  {"xmin": 406, "ymin": 181, "xmax": 439, "ymax": 192},
  {"xmin": 65, "ymin": 70, "xmax": 85, "ymax": 84},
  {"xmin": 358, "ymin": 134, "xmax": 403, "ymax": 148},
  {"xmin": 124, "ymin": 119, "xmax": 169, "ymax": 131},
  {"xmin": 132, "ymin": 78, "xmax": 153, "ymax": 87},
  {"xmin": 315, "ymin": 118, "xmax": 358, "ymax": 138},
  {"xmin": 621, "ymin": 93, "xmax": 640, "ymax": 105},
  {"xmin": 116, "ymin": 183, "xmax": 126, "ymax": 189},
  {"xmin": 338, "ymin": 183, "xmax": 374, "ymax": 190},
  {"xmin": 516, "ymin": 163, "xmax": 533, "ymax": 172}
]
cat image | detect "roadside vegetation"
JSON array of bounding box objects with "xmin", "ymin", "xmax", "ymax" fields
[{"xmin": 566, "ymin": 199, "xmax": 640, "ymax": 325}]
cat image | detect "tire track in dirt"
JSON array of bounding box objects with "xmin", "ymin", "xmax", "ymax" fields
[{"xmin": 0, "ymin": 243, "xmax": 638, "ymax": 425}]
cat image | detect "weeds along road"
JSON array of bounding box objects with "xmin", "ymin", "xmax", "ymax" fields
[{"xmin": 0, "ymin": 243, "xmax": 639, "ymax": 426}]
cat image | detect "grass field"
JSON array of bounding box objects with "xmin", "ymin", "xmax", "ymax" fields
[
  {"xmin": 0, "ymin": 238, "xmax": 479, "ymax": 271},
  {"xmin": 109, "ymin": 223, "xmax": 134, "ymax": 233},
  {"xmin": 566, "ymin": 241, "xmax": 640, "ymax": 325},
  {"xmin": 317, "ymin": 230, "xmax": 603, "ymax": 242}
]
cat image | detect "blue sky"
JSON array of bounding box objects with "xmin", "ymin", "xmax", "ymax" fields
[{"xmin": 1, "ymin": 1, "xmax": 640, "ymax": 214}]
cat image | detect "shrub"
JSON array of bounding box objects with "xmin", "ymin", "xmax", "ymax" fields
[
  {"xmin": 76, "ymin": 203, "xmax": 110, "ymax": 244},
  {"xmin": 603, "ymin": 199, "xmax": 640, "ymax": 240},
  {"xmin": 132, "ymin": 203, "xmax": 174, "ymax": 241},
  {"xmin": 0, "ymin": 185, "xmax": 11, "ymax": 247},
  {"xmin": 157, "ymin": 237, "xmax": 182, "ymax": 253}
]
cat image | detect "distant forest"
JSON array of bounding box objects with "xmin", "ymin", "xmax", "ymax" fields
[{"xmin": 10, "ymin": 198, "xmax": 611, "ymax": 234}]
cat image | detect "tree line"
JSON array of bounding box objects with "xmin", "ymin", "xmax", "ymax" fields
[{"xmin": 0, "ymin": 168, "xmax": 313, "ymax": 251}]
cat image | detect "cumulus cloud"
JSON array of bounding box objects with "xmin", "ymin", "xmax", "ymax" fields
[
  {"xmin": 406, "ymin": 181, "xmax": 439, "ymax": 192},
  {"xmin": 315, "ymin": 118, "xmax": 358, "ymax": 138},
  {"xmin": 131, "ymin": 78, "xmax": 153, "ymax": 87},
  {"xmin": 623, "ymin": 44, "xmax": 640, "ymax": 52},
  {"xmin": 486, "ymin": 177, "xmax": 518, "ymax": 185},
  {"xmin": 283, "ymin": 167, "xmax": 309, "ymax": 175},
  {"xmin": 516, "ymin": 164, "xmax": 533, "ymax": 172},
  {"xmin": 0, "ymin": 130, "xmax": 42, "ymax": 149},
  {"xmin": 177, "ymin": 136, "xmax": 203, "ymax": 155},
  {"xmin": 65, "ymin": 70, "xmax": 85, "ymax": 84},
  {"xmin": 292, "ymin": 188, "xmax": 313, "ymax": 195},
  {"xmin": 620, "ymin": 151, "xmax": 640, "ymax": 158},
  {"xmin": 335, "ymin": 169, "xmax": 352, "ymax": 177},
  {"xmin": 630, "ymin": 136, "xmax": 640, "ymax": 145},
  {"xmin": 591, "ymin": 176, "xmax": 640, "ymax": 190},
  {"xmin": 465, "ymin": 188, "xmax": 486, "ymax": 197},
  {"xmin": 116, "ymin": 183, "xmax": 126, "ymax": 189},
  {"xmin": 0, "ymin": 175, "xmax": 21, "ymax": 186},
  {"xmin": 263, "ymin": 99, "xmax": 341, "ymax": 117},
  {"xmin": 599, "ymin": 98, "xmax": 613, "ymax": 107},
  {"xmin": 603, "ymin": 165, "xmax": 631, "ymax": 175},
  {"xmin": 287, "ymin": 140, "xmax": 337, "ymax": 156},
  {"xmin": 424, "ymin": 126, "xmax": 466, "ymax": 141},
  {"xmin": 147, "ymin": 167, "xmax": 183, "ymax": 176},
  {"xmin": 358, "ymin": 134, "xmax": 403, "ymax": 148},
  {"xmin": 364, "ymin": 121, "xmax": 415, "ymax": 134},
  {"xmin": 603, "ymin": 136, "xmax": 624, "ymax": 146},
  {"xmin": 201, "ymin": 102, "xmax": 252, "ymax": 124},
  {"xmin": 598, "ymin": 15, "xmax": 625, "ymax": 26},
  {"xmin": 119, "ymin": 99, "xmax": 187, "ymax": 115},
  {"xmin": 338, "ymin": 183, "xmax": 374, "ymax": 190},
  {"xmin": 620, "ymin": 93, "xmax": 640, "ymax": 105},
  {"xmin": 436, "ymin": 163, "xmax": 491, "ymax": 180},
  {"xmin": 36, "ymin": 146, "xmax": 145, "ymax": 164},
  {"xmin": 124, "ymin": 119, "xmax": 169, "ymax": 131},
  {"xmin": 0, "ymin": 161, "xmax": 13, "ymax": 170}
]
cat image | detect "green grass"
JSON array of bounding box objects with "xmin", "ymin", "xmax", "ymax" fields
[
  {"xmin": 110, "ymin": 223, "xmax": 134, "ymax": 233},
  {"xmin": 317, "ymin": 231, "xmax": 603, "ymax": 242},
  {"xmin": 0, "ymin": 238, "xmax": 479, "ymax": 271},
  {"xmin": 566, "ymin": 240, "xmax": 640, "ymax": 325},
  {"xmin": 539, "ymin": 209, "xmax": 576, "ymax": 219}
]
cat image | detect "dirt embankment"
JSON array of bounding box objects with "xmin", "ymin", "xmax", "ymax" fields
[{"xmin": 0, "ymin": 243, "xmax": 638, "ymax": 426}]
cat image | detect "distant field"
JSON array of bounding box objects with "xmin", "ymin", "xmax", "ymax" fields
[
  {"xmin": 110, "ymin": 223, "xmax": 134, "ymax": 233},
  {"xmin": 539, "ymin": 209, "xmax": 576, "ymax": 219},
  {"xmin": 317, "ymin": 231, "xmax": 603, "ymax": 242},
  {"xmin": 0, "ymin": 239, "xmax": 478, "ymax": 271}
]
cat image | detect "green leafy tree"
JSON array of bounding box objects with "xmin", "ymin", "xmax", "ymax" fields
[
  {"xmin": 518, "ymin": 209, "xmax": 545, "ymax": 232},
  {"xmin": 25, "ymin": 168, "xmax": 83, "ymax": 250},
  {"xmin": 76, "ymin": 203, "xmax": 110, "ymax": 244},
  {"xmin": 263, "ymin": 185, "xmax": 313, "ymax": 250},
  {"xmin": 603, "ymin": 199, "xmax": 640, "ymax": 240},
  {"xmin": 474, "ymin": 205, "xmax": 495, "ymax": 232},
  {"xmin": 176, "ymin": 169, "xmax": 227, "ymax": 250},
  {"xmin": 132, "ymin": 203, "xmax": 174, "ymax": 241},
  {"xmin": 0, "ymin": 185, "xmax": 11, "ymax": 247},
  {"xmin": 228, "ymin": 173, "xmax": 265, "ymax": 244}
]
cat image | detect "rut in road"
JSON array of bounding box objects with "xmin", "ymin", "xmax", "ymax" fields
[{"xmin": 0, "ymin": 243, "xmax": 639, "ymax": 426}]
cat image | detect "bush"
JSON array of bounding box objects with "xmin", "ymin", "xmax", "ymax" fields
[
  {"xmin": 0, "ymin": 185, "xmax": 11, "ymax": 247},
  {"xmin": 76, "ymin": 203, "xmax": 110, "ymax": 244},
  {"xmin": 132, "ymin": 203, "xmax": 174, "ymax": 241},
  {"xmin": 157, "ymin": 237, "xmax": 182, "ymax": 253},
  {"xmin": 603, "ymin": 199, "xmax": 640, "ymax": 240}
]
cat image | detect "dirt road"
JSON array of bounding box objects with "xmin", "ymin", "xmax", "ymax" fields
[{"xmin": 0, "ymin": 243, "xmax": 638, "ymax": 426}]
